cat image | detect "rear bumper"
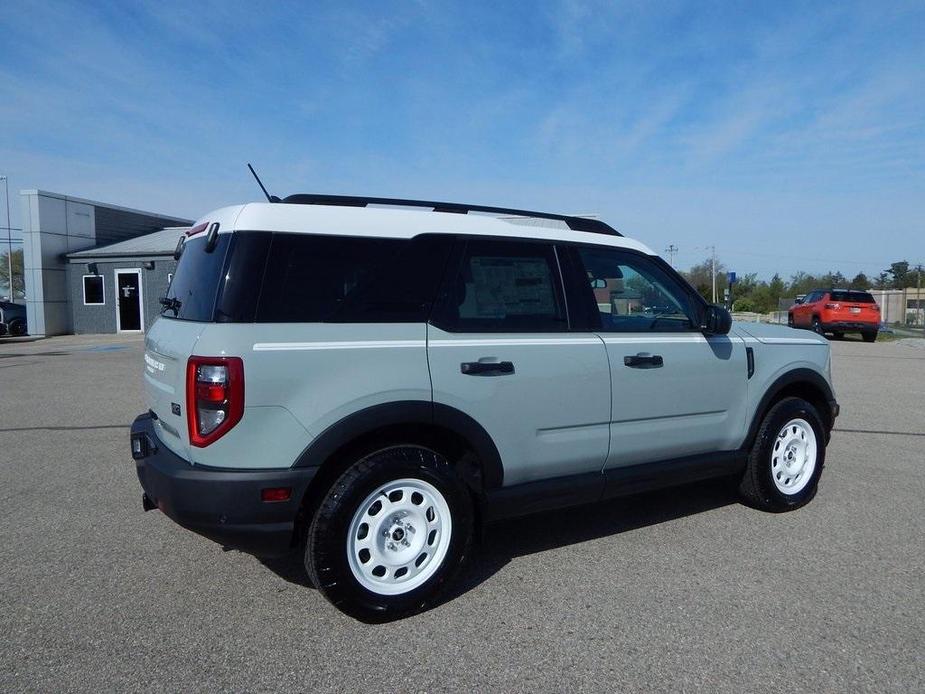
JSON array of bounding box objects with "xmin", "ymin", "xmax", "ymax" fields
[
  {"xmin": 131, "ymin": 413, "xmax": 316, "ymax": 557},
  {"xmin": 821, "ymin": 320, "xmax": 878, "ymax": 332}
]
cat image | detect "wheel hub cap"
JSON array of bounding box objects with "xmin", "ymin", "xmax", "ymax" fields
[
  {"xmin": 770, "ymin": 418, "xmax": 818, "ymax": 495},
  {"xmin": 346, "ymin": 478, "xmax": 453, "ymax": 596}
]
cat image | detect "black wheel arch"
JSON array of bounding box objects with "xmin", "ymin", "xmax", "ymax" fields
[
  {"xmin": 290, "ymin": 401, "xmax": 502, "ymax": 543},
  {"xmin": 745, "ymin": 368, "xmax": 836, "ymax": 449}
]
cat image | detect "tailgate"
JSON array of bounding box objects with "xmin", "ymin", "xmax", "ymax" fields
[{"xmin": 143, "ymin": 317, "xmax": 207, "ymax": 457}]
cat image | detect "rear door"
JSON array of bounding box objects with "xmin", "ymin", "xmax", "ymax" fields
[
  {"xmin": 427, "ymin": 237, "xmax": 611, "ymax": 487},
  {"xmin": 565, "ymin": 245, "xmax": 749, "ymax": 468}
]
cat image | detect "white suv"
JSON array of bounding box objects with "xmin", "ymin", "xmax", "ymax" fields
[{"xmin": 131, "ymin": 195, "xmax": 838, "ymax": 621}]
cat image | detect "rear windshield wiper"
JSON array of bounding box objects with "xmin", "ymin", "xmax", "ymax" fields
[{"xmin": 159, "ymin": 296, "xmax": 181, "ymax": 316}]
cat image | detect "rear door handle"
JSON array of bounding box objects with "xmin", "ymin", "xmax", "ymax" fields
[
  {"xmin": 460, "ymin": 361, "xmax": 515, "ymax": 376},
  {"xmin": 623, "ymin": 353, "xmax": 663, "ymax": 369}
]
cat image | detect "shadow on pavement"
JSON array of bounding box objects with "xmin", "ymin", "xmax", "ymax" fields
[{"xmin": 259, "ymin": 477, "xmax": 740, "ymax": 601}]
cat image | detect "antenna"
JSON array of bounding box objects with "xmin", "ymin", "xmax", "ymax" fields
[{"xmin": 247, "ymin": 163, "xmax": 279, "ymax": 203}]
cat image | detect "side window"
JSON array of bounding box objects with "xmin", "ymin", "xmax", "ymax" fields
[
  {"xmin": 435, "ymin": 239, "xmax": 568, "ymax": 332},
  {"xmin": 82, "ymin": 275, "xmax": 105, "ymax": 305},
  {"xmin": 253, "ymin": 233, "xmax": 453, "ymax": 323},
  {"xmin": 572, "ymin": 246, "xmax": 698, "ymax": 332}
]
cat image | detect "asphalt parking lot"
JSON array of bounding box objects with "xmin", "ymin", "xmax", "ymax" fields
[{"xmin": 1, "ymin": 333, "xmax": 923, "ymax": 692}]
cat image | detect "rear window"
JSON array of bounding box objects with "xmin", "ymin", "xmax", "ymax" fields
[
  {"xmin": 161, "ymin": 234, "xmax": 232, "ymax": 321},
  {"xmin": 830, "ymin": 291, "xmax": 875, "ymax": 303},
  {"xmin": 163, "ymin": 231, "xmax": 453, "ymax": 324}
]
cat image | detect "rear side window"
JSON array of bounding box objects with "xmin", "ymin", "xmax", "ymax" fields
[
  {"xmin": 830, "ymin": 291, "xmax": 875, "ymax": 303},
  {"xmin": 162, "ymin": 234, "xmax": 232, "ymax": 321},
  {"xmin": 434, "ymin": 239, "xmax": 567, "ymax": 332},
  {"xmin": 254, "ymin": 233, "xmax": 453, "ymax": 323}
]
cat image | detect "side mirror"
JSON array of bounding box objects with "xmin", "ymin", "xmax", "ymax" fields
[
  {"xmin": 590, "ymin": 279, "xmax": 607, "ymax": 289},
  {"xmin": 701, "ymin": 304, "xmax": 732, "ymax": 335}
]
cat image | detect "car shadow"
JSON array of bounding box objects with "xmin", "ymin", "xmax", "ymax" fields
[{"xmin": 259, "ymin": 477, "xmax": 740, "ymax": 600}]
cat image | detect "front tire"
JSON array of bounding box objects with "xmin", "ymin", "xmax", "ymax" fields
[
  {"xmin": 739, "ymin": 397, "xmax": 826, "ymax": 512},
  {"xmin": 306, "ymin": 446, "xmax": 473, "ymax": 622},
  {"xmin": 8, "ymin": 319, "xmax": 26, "ymax": 337}
]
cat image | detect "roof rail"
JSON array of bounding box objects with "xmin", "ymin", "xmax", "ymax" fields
[{"xmin": 280, "ymin": 193, "xmax": 622, "ymax": 236}]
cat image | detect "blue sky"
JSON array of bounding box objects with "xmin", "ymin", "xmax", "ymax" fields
[{"xmin": 1, "ymin": 0, "xmax": 923, "ymax": 278}]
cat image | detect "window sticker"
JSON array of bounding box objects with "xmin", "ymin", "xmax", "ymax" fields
[{"xmin": 465, "ymin": 256, "xmax": 556, "ymax": 318}]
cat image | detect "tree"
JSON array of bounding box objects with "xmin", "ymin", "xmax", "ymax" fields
[
  {"xmin": 682, "ymin": 255, "xmax": 726, "ymax": 302},
  {"xmin": 849, "ymin": 272, "xmax": 870, "ymax": 290},
  {"xmin": 0, "ymin": 248, "xmax": 24, "ymax": 300},
  {"xmin": 886, "ymin": 261, "xmax": 913, "ymax": 289}
]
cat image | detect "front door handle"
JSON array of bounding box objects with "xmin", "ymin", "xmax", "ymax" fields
[
  {"xmin": 623, "ymin": 353, "xmax": 663, "ymax": 369},
  {"xmin": 461, "ymin": 361, "xmax": 515, "ymax": 376}
]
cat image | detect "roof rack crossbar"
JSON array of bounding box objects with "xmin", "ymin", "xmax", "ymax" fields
[{"xmin": 280, "ymin": 194, "xmax": 621, "ymax": 236}]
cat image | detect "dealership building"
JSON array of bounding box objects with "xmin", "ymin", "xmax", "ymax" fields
[{"xmin": 21, "ymin": 190, "xmax": 192, "ymax": 336}]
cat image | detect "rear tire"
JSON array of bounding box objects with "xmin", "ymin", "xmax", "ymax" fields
[
  {"xmin": 305, "ymin": 446, "xmax": 473, "ymax": 622},
  {"xmin": 862, "ymin": 330, "xmax": 877, "ymax": 343},
  {"xmin": 739, "ymin": 397, "xmax": 826, "ymax": 512},
  {"xmin": 811, "ymin": 316, "xmax": 824, "ymax": 335}
]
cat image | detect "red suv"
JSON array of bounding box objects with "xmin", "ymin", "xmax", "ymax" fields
[{"xmin": 789, "ymin": 289, "xmax": 880, "ymax": 341}]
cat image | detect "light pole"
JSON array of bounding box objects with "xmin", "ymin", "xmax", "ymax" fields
[
  {"xmin": 665, "ymin": 244, "xmax": 678, "ymax": 268},
  {"xmin": 0, "ymin": 176, "xmax": 12, "ymax": 301}
]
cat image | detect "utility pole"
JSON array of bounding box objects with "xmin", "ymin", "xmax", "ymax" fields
[
  {"xmin": 709, "ymin": 245, "xmax": 717, "ymax": 304},
  {"xmin": 917, "ymin": 263, "xmax": 923, "ymax": 329},
  {"xmin": 1, "ymin": 176, "xmax": 11, "ymax": 301},
  {"xmin": 665, "ymin": 244, "xmax": 678, "ymax": 268}
]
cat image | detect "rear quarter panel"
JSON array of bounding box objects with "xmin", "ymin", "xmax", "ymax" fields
[{"xmin": 189, "ymin": 323, "xmax": 431, "ymax": 469}]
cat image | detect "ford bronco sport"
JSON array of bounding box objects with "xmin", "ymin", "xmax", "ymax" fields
[{"xmin": 131, "ymin": 195, "xmax": 838, "ymax": 621}]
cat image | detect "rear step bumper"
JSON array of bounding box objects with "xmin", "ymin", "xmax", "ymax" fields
[
  {"xmin": 130, "ymin": 413, "xmax": 316, "ymax": 557},
  {"xmin": 820, "ymin": 321, "xmax": 878, "ymax": 332}
]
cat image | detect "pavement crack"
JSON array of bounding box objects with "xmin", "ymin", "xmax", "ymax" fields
[
  {"xmin": 836, "ymin": 427, "xmax": 925, "ymax": 438},
  {"xmin": 0, "ymin": 424, "xmax": 130, "ymax": 433}
]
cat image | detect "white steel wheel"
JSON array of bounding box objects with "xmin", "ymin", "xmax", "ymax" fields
[
  {"xmin": 771, "ymin": 418, "xmax": 818, "ymax": 495},
  {"xmin": 346, "ymin": 478, "xmax": 453, "ymax": 596}
]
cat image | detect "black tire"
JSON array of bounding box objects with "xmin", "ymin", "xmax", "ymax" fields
[
  {"xmin": 739, "ymin": 397, "xmax": 826, "ymax": 512},
  {"xmin": 862, "ymin": 330, "xmax": 877, "ymax": 343},
  {"xmin": 8, "ymin": 319, "xmax": 26, "ymax": 337},
  {"xmin": 787, "ymin": 313, "xmax": 794, "ymax": 328},
  {"xmin": 811, "ymin": 316, "xmax": 824, "ymax": 335},
  {"xmin": 305, "ymin": 446, "xmax": 474, "ymax": 622},
  {"xmin": 832, "ymin": 331, "xmax": 843, "ymax": 340}
]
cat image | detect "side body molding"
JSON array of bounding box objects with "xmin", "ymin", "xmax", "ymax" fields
[{"xmin": 292, "ymin": 400, "xmax": 505, "ymax": 489}]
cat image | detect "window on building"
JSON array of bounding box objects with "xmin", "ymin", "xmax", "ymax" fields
[{"xmin": 82, "ymin": 275, "xmax": 105, "ymax": 305}]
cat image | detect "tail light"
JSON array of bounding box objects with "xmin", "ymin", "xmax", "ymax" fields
[
  {"xmin": 824, "ymin": 303, "xmax": 840, "ymax": 310},
  {"xmin": 186, "ymin": 356, "xmax": 244, "ymax": 447}
]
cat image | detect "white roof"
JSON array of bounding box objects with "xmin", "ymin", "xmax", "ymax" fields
[{"xmin": 193, "ymin": 203, "xmax": 655, "ymax": 255}]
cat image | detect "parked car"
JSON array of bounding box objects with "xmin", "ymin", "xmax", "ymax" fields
[
  {"xmin": 0, "ymin": 301, "xmax": 27, "ymax": 337},
  {"xmin": 788, "ymin": 289, "xmax": 880, "ymax": 341},
  {"xmin": 131, "ymin": 196, "xmax": 838, "ymax": 621}
]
